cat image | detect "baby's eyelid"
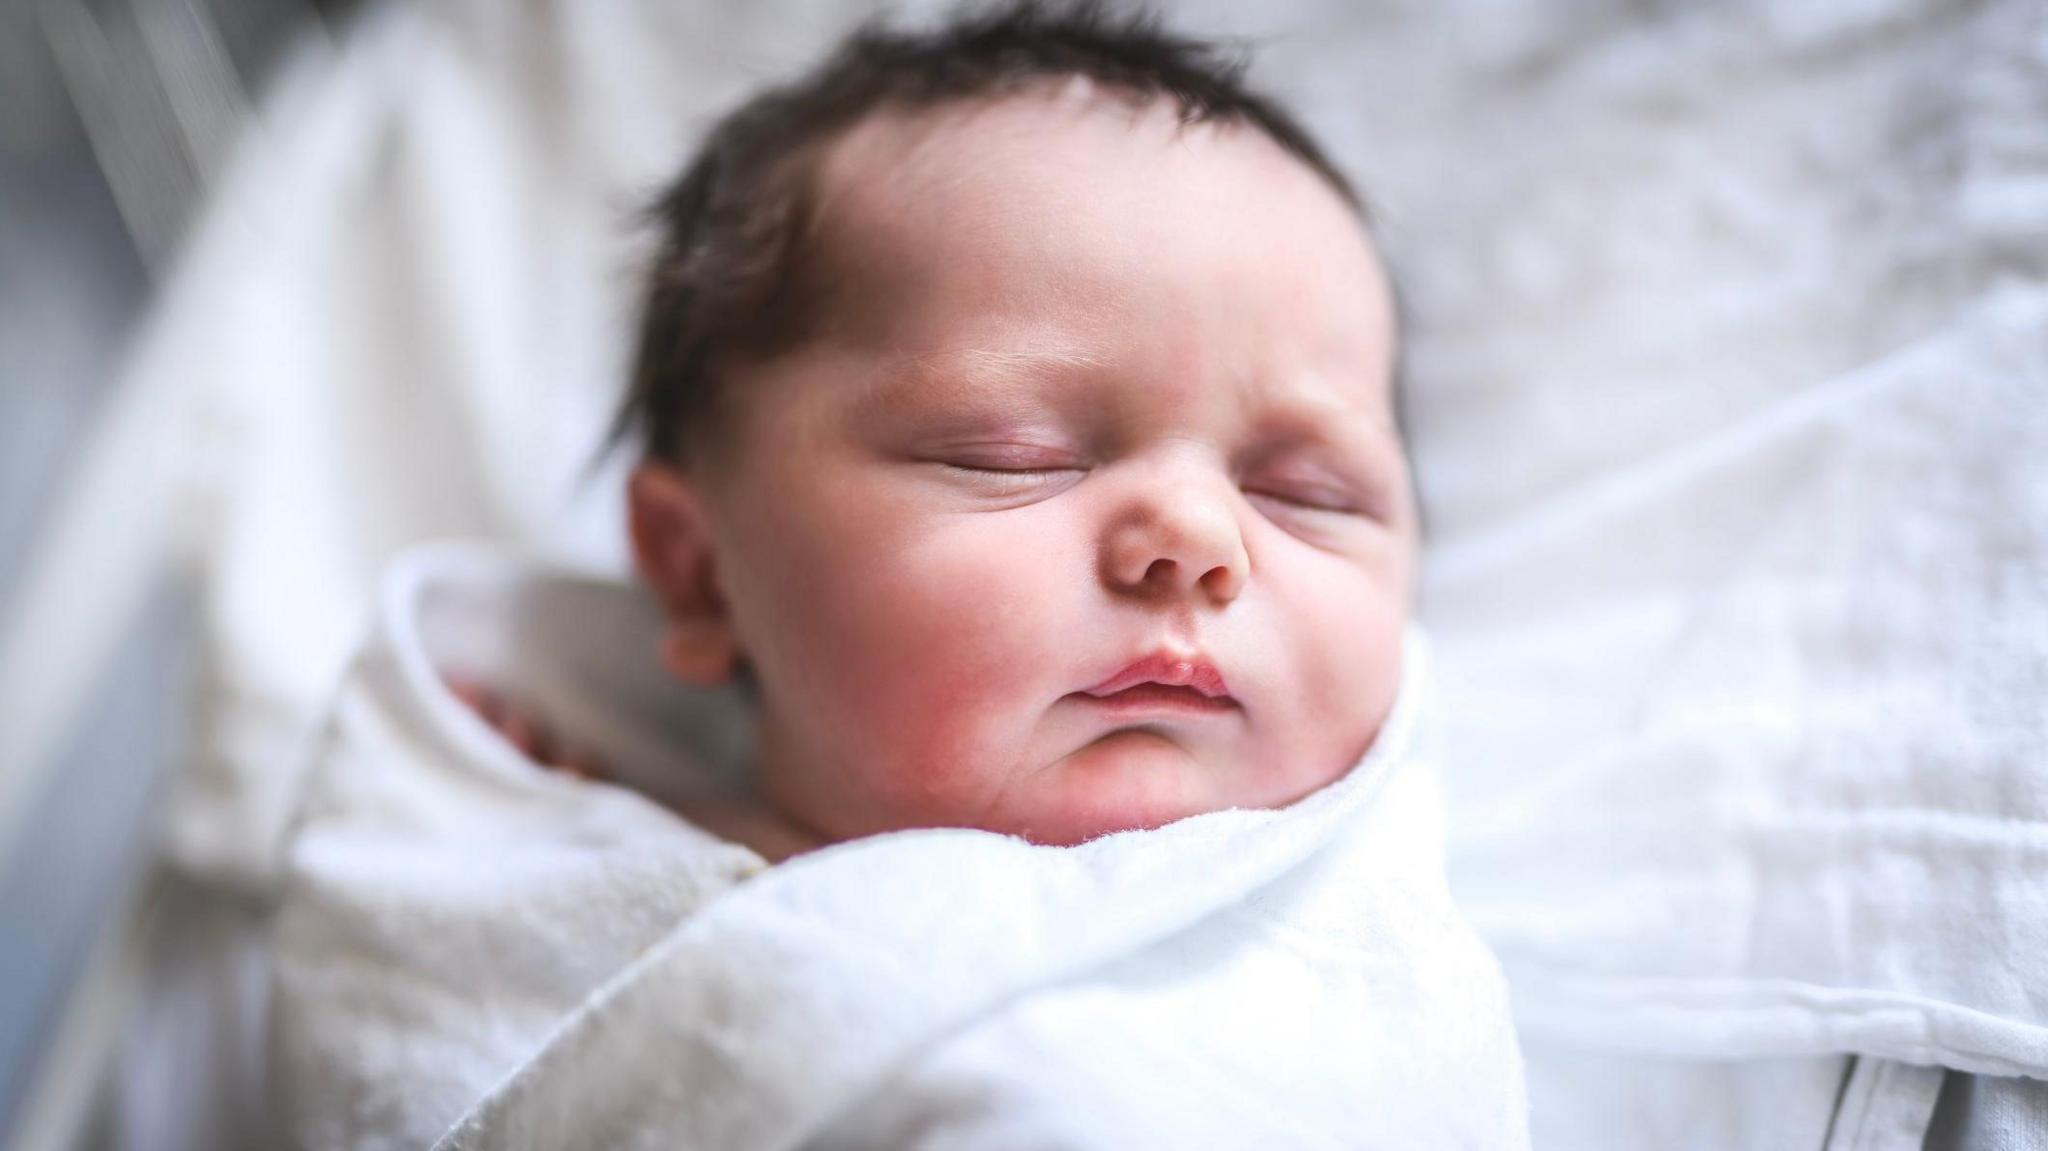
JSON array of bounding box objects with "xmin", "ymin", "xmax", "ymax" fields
[
  {"xmin": 945, "ymin": 461, "xmax": 1051, "ymax": 474},
  {"xmin": 942, "ymin": 463, "xmax": 1085, "ymax": 485},
  {"xmin": 1242, "ymin": 470, "xmax": 1359, "ymax": 509},
  {"xmin": 932, "ymin": 443, "xmax": 1086, "ymax": 471},
  {"xmin": 1247, "ymin": 488, "xmax": 1357, "ymax": 515}
]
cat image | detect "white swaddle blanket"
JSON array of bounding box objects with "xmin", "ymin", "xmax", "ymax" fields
[{"xmin": 269, "ymin": 545, "xmax": 1527, "ymax": 1150}]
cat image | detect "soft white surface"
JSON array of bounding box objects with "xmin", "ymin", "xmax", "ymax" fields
[
  {"xmin": 1394, "ymin": 0, "xmax": 2048, "ymax": 1080},
  {"xmin": 1435, "ymin": 288, "xmax": 2048, "ymax": 1076},
  {"xmin": 270, "ymin": 546, "xmax": 1526, "ymax": 1150},
  {"xmin": 1519, "ymin": 1042, "xmax": 1848, "ymax": 1151}
]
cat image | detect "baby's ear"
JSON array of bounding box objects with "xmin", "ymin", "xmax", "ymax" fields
[{"xmin": 628, "ymin": 464, "xmax": 741, "ymax": 687}]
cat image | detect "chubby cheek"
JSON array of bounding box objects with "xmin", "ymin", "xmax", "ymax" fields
[
  {"xmin": 1254, "ymin": 544, "xmax": 1410, "ymax": 798},
  {"xmin": 738, "ymin": 483, "xmax": 1085, "ymax": 821}
]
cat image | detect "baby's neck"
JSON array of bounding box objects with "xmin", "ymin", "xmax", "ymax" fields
[{"xmin": 673, "ymin": 788, "xmax": 826, "ymax": 865}]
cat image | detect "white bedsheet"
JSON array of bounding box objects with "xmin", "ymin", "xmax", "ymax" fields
[
  {"xmin": 1400, "ymin": 0, "xmax": 2048, "ymax": 1085},
  {"xmin": 1434, "ymin": 287, "xmax": 2048, "ymax": 1077}
]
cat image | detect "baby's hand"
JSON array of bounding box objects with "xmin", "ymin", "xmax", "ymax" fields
[{"xmin": 444, "ymin": 676, "xmax": 605, "ymax": 780}]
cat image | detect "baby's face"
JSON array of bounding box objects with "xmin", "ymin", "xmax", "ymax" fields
[{"xmin": 656, "ymin": 92, "xmax": 1413, "ymax": 846}]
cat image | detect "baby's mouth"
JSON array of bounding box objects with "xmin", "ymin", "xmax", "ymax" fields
[
  {"xmin": 1078, "ymin": 681, "xmax": 1239, "ymax": 716},
  {"xmin": 1075, "ymin": 651, "xmax": 1238, "ymax": 715}
]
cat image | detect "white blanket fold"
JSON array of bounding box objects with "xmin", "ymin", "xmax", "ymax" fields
[{"xmin": 270, "ymin": 546, "xmax": 1526, "ymax": 1150}]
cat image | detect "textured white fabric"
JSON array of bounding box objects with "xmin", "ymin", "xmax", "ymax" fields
[
  {"xmin": 1403, "ymin": 0, "xmax": 2048, "ymax": 1079},
  {"xmin": 1927, "ymin": 1072, "xmax": 2048, "ymax": 1151},
  {"xmin": 1347, "ymin": 0, "xmax": 2048, "ymax": 1136},
  {"xmin": 1825, "ymin": 1059, "xmax": 1948, "ymax": 1151},
  {"xmin": 1433, "ymin": 289, "xmax": 2048, "ymax": 1077},
  {"xmin": 271, "ymin": 546, "xmax": 1526, "ymax": 1150},
  {"xmin": 1519, "ymin": 1043, "xmax": 1848, "ymax": 1151}
]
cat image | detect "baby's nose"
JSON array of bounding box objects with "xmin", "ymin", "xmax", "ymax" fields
[{"xmin": 1099, "ymin": 468, "xmax": 1249, "ymax": 606}]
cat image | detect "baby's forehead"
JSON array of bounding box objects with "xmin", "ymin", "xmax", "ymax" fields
[
  {"xmin": 810, "ymin": 89, "xmax": 1338, "ymax": 251},
  {"xmin": 797, "ymin": 90, "xmax": 1391, "ymax": 352}
]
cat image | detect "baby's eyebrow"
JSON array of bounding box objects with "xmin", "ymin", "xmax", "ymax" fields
[
  {"xmin": 847, "ymin": 349, "xmax": 1402, "ymax": 457},
  {"xmin": 1252, "ymin": 383, "xmax": 1402, "ymax": 450},
  {"xmin": 848, "ymin": 344, "xmax": 1109, "ymax": 422}
]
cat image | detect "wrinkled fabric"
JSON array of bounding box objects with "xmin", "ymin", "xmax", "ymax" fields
[{"xmin": 1403, "ymin": 0, "xmax": 2048, "ymax": 1080}]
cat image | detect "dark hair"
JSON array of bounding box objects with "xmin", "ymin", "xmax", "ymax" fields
[{"xmin": 610, "ymin": 0, "xmax": 1368, "ymax": 465}]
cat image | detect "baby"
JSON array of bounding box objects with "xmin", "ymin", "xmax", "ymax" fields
[
  {"xmin": 600, "ymin": 1, "xmax": 1413, "ymax": 861},
  {"xmin": 275, "ymin": 6, "xmax": 1522, "ymax": 1147}
]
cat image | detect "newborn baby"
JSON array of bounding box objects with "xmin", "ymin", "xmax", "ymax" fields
[
  {"xmin": 271, "ymin": 6, "xmax": 1523, "ymax": 1147},
  {"xmin": 607, "ymin": 15, "xmax": 1411, "ymax": 862}
]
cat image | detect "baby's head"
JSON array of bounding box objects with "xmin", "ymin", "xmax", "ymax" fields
[{"xmin": 616, "ymin": 2, "xmax": 1414, "ymax": 849}]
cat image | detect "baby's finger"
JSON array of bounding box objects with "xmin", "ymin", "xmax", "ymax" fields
[
  {"xmin": 555, "ymin": 747, "xmax": 606, "ymax": 781},
  {"xmin": 494, "ymin": 707, "xmax": 542, "ymax": 760},
  {"xmin": 445, "ymin": 675, "xmax": 492, "ymax": 713}
]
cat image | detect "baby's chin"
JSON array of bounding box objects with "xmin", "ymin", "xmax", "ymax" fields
[{"xmin": 977, "ymin": 729, "xmax": 1304, "ymax": 847}]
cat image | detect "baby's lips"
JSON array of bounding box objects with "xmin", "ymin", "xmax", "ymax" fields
[{"xmin": 1083, "ymin": 650, "xmax": 1232, "ymax": 700}]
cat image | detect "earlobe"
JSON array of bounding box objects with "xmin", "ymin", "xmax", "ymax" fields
[
  {"xmin": 658, "ymin": 623, "xmax": 740, "ymax": 687},
  {"xmin": 629, "ymin": 464, "xmax": 742, "ymax": 687}
]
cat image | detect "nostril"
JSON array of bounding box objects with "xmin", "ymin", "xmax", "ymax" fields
[
  {"xmin": 1200, "ymin": 557, "xmax": 1247, "ymax": 603},
  {"xmin": 1143, "ymin": 558, "xmax": 1178, "ymax": 586}
]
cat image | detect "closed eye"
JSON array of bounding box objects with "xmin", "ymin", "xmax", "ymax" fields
[
  {"xmin": 941, "ymin": 461, "xmax": 1074, "ymax": 476},
  {"xmin": 941, "ymin": 461, "xmax": 1084, "ymax": 488},
  {"xmin": 1244, "ymin": 485, "xmax": 1359, "ymax": 515},
  {"xmin": 925, "ymin": 448, "xmax": 1089, "ymax": 503},
  {"xmin": 926, "ymin": 438, "xmax": 1085, "ymax": 475}
]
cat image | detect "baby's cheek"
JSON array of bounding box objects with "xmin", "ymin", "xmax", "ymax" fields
[
  {"xmin": 1269, "ymin": 565, "xmax": 1405, "ymax": 773},
  {"xmin": 829, "ymin": 518, "xmax": 1083, "ymax": 808}
]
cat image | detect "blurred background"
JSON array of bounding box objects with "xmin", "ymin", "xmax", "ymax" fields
[
  {"xmin": 2, "ymin": 0, "xmax": 2043, "ymax": 1147},
  {"xmin": 1, "ymin": 1, "xmax": 351, "ymax": 1141}
]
